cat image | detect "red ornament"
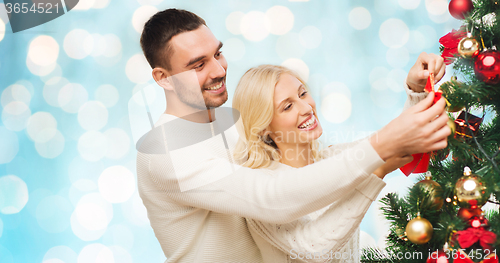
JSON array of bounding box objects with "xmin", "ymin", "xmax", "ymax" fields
[
  {"xmin": 439, "ymin": 27, "xmax": 467, "ymax": 65},
  {"xmin": 474, "ymin": 50, "xmax": 500, "ymax": 85},
  {"xmin": 457, "ymin": 227, "xmax": 497, "ymax": 250},
  {"xmin": 427, "ymin": 249, "xmax": 449, "ymax": 263},
  {"xmin": 458, "ymin": 207, "xmax": 482, "ymax": 221},
  {"xmin": 449, "ymin": 0, "xmax": 474, "ymax": 19}
]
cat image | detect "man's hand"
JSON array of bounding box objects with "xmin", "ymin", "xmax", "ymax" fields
[
  {"xmin": 373, "ymin": 155, "xmax": 414, "ymax": 179},
  {"xmin": 407, "ymin": 52, "xmax": 446, "ymax": 92},
  {"xmin": 370, "ymin": 92, "xmax": 451, "ymax": 161}
]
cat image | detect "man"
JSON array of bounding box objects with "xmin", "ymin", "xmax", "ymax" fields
[{"xmin": 136, "ymin": 8, "xmax": 450, "ymax": 262}]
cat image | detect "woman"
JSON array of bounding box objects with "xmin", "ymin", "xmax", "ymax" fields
[{"xmin": 232, "ymin": 65, "xmax": 414, "ymax": 263}]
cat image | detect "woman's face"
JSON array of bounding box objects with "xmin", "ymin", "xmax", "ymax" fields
[{"xmin": 267, "ymin": 73, "xmax": 323, "ymax": 145}]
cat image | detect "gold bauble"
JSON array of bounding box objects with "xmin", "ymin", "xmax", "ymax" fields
[
  {"xmin": 448, "ymin": 119, "xmax": 456, "ymax": 134},
  {"xmin": 455, "ymin": 167, "xmax": 489, "ymax": 209},
  {"xmin": 458, "ymin": 34, "xmax": 480, "ymax": 58},
  {"xmin": 416, "ymin": 176, "xmax": 444, "ymax": 210},
  {"xmin": 405, "ymin": 216, "xmax": 433, "ymax": 245}
]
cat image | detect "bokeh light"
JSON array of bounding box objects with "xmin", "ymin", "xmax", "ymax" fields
[
  {"xmin": 78, "ymin": 131, "xmax": 108, "ymax": 162},
  {"xmin": 321, "ymin": 93, "xmax": 352, "ymax": 124},
  {"xmin": 1, "ymin": 84, "xmax": 32, "ymax": 107},
  {"xmin": 240, "ymin": 11, "xmax": 270, "ymax": 42},
  {"xmin": 281, "ymin": 58, "xmax": 309, "ymax": 82},
  {"xmin": 98, "ymin": 166, "xmax": 135, "ymax": 203},
  {"xmin": 126, "ymin": 54, "xmax": 151, "ymax": 84},
  {"xmin": 94, "ymin": 84, "xmax": 119, "ymax": 108},
  {"xmin": 132, "ymin": 6, "xmax": 158, "ymax": 33},
  {"xmin": 266, "ymin": 6, "xmax": 294, "ymax": 35},
  {"xmin": 34, "ymin": 129, "xmax": 65, "ymax": 158},
  {"xmin": 349, "ymin": 7, "xmax": 371, "ymax": 30},
  {"xmin": 28, "ymin": 36, "xmax": 59, "ymax": 67},
  {"xmin": 64, "ymin": 29, "xmax": 94, "ymax": 60},
  {"xmin": 0, "ymin": 175, "xmax": 29, "ymax": 214},
  {"xmin": 226, "ymin": 11, "xmax": 244, "ymax": 35},
  {"xmin": 36, "ymin": 195, "xmax": 73, "ymax": 233},
  {"xmin": 379, "ymin": 18, "xmax": 410, "ymax": 48},
  {"xmin": 299, "ymin": 26, "xmax": 322, "ymax": 49},
  {"xmin": 103, "ymin": 128, "xmax": 131, "ymax": 159},
  {"xmin": 222, "ymin": 38, "xmax": 246, "ymax": 62},
  {"xmin": 58, "ymin": 83, "xmax": 89, "ymax": 113},
  {"xmin": 78, "ymin": 101, "xmax": 109, "ymax": 131},
  {"xmin": 1, "ymin": 101, "xmax": 31, "ymax": 131},
  {"xmin": 77, "ymin": 243, "xmax": 114, "ymax": 263},
  {"xmin": 43, "ymin": 246, "xmax": 77, "ymax": 263}
]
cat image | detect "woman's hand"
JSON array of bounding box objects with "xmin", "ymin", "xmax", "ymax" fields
[{"xmin": 373, "ymin": 155, "xmax": 414, "ymax": 179}]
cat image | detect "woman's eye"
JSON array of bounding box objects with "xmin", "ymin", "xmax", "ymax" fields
[
  {"xmin": 300, "ymin": 91, "xmax": 307, "ymax": 97},
  {"xmin": 284, "ymin": 104, "xmax": 291, "ymax": 111}
]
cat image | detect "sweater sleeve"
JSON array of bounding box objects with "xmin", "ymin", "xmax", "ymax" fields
[
  {"xmin": 142, "ymin": 138, "xmax": 384, "ymax": 224},
  {"xmin": 245, "ymin": 173, "xmax": 385, "ymax": 263},
  {"xmin": 403, "ymin": 81, "xmax": 428, "ymax": 111}
]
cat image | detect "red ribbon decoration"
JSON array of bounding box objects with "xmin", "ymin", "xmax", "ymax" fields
[
  {"xmin": 457, "ymin": 227, "xmax": 497, "ymax": 250},
  {"xmin": 400, "ymin": 74, "xmax": 442, "ymax": 176},
  {"xmin": 454, "ymin": 249, "xmax": 498, "ymax": 263}
]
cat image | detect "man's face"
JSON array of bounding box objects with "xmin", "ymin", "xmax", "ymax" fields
[{"xmin": 167, "ymin": 25, "xmax": 228, "ymax": 109}]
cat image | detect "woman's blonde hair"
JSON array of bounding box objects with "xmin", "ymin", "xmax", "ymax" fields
[{"xmin": 232, "ymin": 65, "xmax": 322, "ymax": 169}]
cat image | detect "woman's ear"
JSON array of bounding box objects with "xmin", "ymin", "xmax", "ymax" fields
[{"xmin": 152, "ymin": 68, "xmax": 174, "ymax": 91}]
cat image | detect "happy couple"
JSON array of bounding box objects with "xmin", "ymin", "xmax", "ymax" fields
[{"xmin": 135, "ymin": 8, "xmax": 451, "ymax": 263}]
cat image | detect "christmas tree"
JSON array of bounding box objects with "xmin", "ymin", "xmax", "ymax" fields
[{"xmin": 362, "ymin": 0, "xmax": 500, "ymax": 262}]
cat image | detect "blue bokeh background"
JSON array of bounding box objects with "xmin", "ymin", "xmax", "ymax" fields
[{"xmin": 0, "ymin": 0, "xmax": 463, "ymax": 262}]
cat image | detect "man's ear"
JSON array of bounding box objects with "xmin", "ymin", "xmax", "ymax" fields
[{"xmin": 152, "ymin": 67, "xmax": 174, "ymax": 91}]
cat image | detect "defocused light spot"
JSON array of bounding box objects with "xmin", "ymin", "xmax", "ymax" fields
[
  {"xmin": 69, "ymin": 179, "xmax": 97, "ymax": 206},
  {"xmin": 1, "ymin": 101, "xmax": 31, "ymax": 131},
  {"xmin": 28, "ymin": 35, "xmax": 59, "ymax": 66},
  {"xmin": 99, "ymin": 166, "xmax": 135, "ymax": 203},
  {"xmin": 26, "ymin": 56, "xmax": 57, "ymax": 76},
  {"xmin": 240, "ymin": 11, "xmax": 270, "ymax": 42},
  {"xmin": 132, "ymin": 6, "xmax": 158, "ymax": 33},
  {"xmin": 222, "ymin": 38, "xmax": 245, "ymax": 62},
  {"xmin": 73, "ymin": 0, "xmax": 96, "ymax": 10},
  {"xmin": 349, "ymin": 7, "xmax": 371, "ymax": 30},
  {"xmin": 78, "ymin": 244, "xmax": 114, "ymax": 263},
  {"xmin": 0, "ymin": 175, "xmax": 29, "ymax": 214},
  {"xmin": 425, "ymin": 0, "xmax": 448, "ymax": 15},
  {"xmin": 94, "ymin": 84, "xmax": 119, "ymax": 108},
  {"xmin": 281, "ymin": 58, "xmax": 309, "ymax": 82},
  {"xmin": 299, "ymin": 26, "xmax": 322, "ymax": 49},
  {"xmin": 321, "ymin": 93, "xmax": 352, "ymax": 124},
  {"xmin": 27, "ymin": 112, "xmax": 58, "ymax": 143},
  {"xmin": 428, "ymin": 12, "xmax": 450, "ymax": 24},
  {"xmin": 104, "ymin": 128, "xmax": 131, "ymax": 159},
  {"xmin": 321, "ymin": 82, "xmax": 351, "ymax": 100},
  {"xmin": 64, "ymin": 29, "xmax": 94, "ymax": 60},
  {"xmin": 36, "ymin": 195, "xmax": 72, "ymax": 233},
  {"xmin": 379, "ymin": 19, "xmax": 409, "ymax": 48},
  {"xmin": 126, "ymin": 54, "xmax": 151, "ymax": 84},
  {"xmin": 386, "ymin": 47, "xmax": 409, "ymax": 68},
  {"xmin": 226, "ymin": 11, "xmax": 244, "ymax": 35},
  {"xmin": 92, "ymin": 0, "xmax": 111, "ymax": 9},
  {"xmin": 58, "ymin": 83, "xmax": 89, "ymax": 113},
  {"xmin": 109, "ymin": 246, "xmax": 132, "ymax": 263},
  {"xmin": 78, "ymin": 101, "xmax": 108, "ymax": 131},
  {"xmin": 35, "ymin": 129, "xmax": 65, "ymax": 158},
  {"xmin": 72, "ymin": 193, "xmax": 113, "ymax": 234},
  {"xmin": 103, "ymin": 224, "xmax": 135, "ymax": 250},
  {"xmin": 1, "ymin": 84, "xmax": 31, "ymax": 107},
  {"xmin": 43, "ymin": 77, "xmax": 70, "ymax": 107},
  {"xmin": 399, "ymin": 0, "xmax": 421, "ymax": 9},
  {"xmin": 43, "ymin": 246, "xmax": 77, "ymax": 263},
  {"xmin": 78, "ymin": 131, "xmax": 108, "ymax": 162},
  {"xmin": 276, "ymin": 33, "xmax": 305, "ymax": 60},
  {"xmin": 0, "ymin": 127, "xmax": 18, "ymax": 164},
  {"xmin": 266, "ymin": 6, "xmax": 294, "ymax": 35},
  {"xmin": 0, "ymin": 13, "xmax": 5, "ymax": 42}
]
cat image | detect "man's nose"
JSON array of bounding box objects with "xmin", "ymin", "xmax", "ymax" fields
[{"xmin": 209, "ymin": 58, "xmax": 226, "ymax": 79}]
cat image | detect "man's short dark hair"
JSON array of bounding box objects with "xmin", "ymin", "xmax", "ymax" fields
[{"xmin": 140, "ymin": 9, "xmax": 206, "ymax": 70}]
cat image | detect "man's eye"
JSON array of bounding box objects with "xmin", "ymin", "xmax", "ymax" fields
[
  {"xmin": 195, "ymin": 63, "xmax": 204, "ymax": 69},
  {"xmin": 215, "ymin": 51, "xmax": 222, "ymax": 57}
]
